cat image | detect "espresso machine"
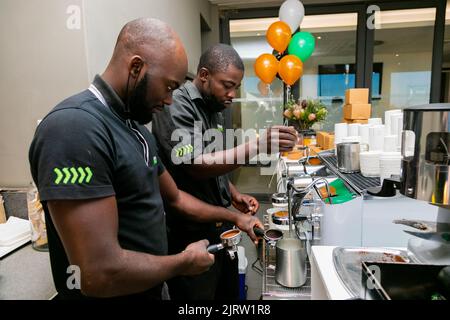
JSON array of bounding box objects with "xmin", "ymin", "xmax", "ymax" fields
[
  {"xmin": 397, "ymin": 104, "xmax": 450, "ymax": 264},
  {"xmin": 360, "ymin": 104, "xmax": 450, "ymax": 299},
  {"xmin": 401, "ymin": 104, "xmax": 449, "ymax": 207}
]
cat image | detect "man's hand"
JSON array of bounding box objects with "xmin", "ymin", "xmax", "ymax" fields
[
  {"xmin": 180, "ymin": 240, "xmax": 215, "ymax": 276},
  {"xmin": 234, "ymin": 214, "xmax": 264, "ymax": 243},
  {"xmin": 258, "ymin": 125, "xmax": 298, "ymax": 154},
  {"xmin": 232, "ymin": 193, "xmax": 259, "ymax": 215}
]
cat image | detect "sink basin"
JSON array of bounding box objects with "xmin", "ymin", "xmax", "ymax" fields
[{"xmin": 332, "ymin": 247, "xmax": 419, "ymax": 298}]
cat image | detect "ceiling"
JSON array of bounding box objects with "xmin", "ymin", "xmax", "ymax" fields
[
  {"xmin": 208, "ymin": 0, "xmax": 366, "ymax": 10},
  {"xmin": 213, "ymin": 1, "xmax": 450, "ymax": 63},
  {"xmin": 232, "ymin": 25, "xmax": 437, "ymax": 61}
]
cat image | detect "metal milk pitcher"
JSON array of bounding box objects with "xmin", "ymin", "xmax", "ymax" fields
[
  {"xmin": 275, "ymin": 237, "xmax": 307, "ymax": 287},
  {"xmin": 336, "ymin": 142, "xmax": 361, "ymax": 173}
]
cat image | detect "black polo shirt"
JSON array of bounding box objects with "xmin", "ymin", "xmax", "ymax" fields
[
  {"xmin": 152, "ymin": 81, "xmax": 231, "ymax": 233},
  {"xmin": 29, "ymin": 75, "xmax": 167, "ymax": 300}
]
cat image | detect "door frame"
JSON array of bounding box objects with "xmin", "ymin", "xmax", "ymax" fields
[
  {"xmin": 219, "ymin": 0, "xmax": 446, "ymax": 115},
  {"xmin": 361, "ymin": 0, "xmax": 446, "ymax": 103}
]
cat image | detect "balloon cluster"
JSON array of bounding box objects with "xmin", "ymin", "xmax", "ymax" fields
[{"xmin": 254, "ymin": 0, "xmax": 315, "ymax": 87}]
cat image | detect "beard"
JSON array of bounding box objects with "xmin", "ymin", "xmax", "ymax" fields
[
  {"xmin": 204, "ymin": 93, "xmax": 227, "ymax": 112},
  {"xmin": 127, "ymin": 73, "xmax": 154, "ymax": 125}
]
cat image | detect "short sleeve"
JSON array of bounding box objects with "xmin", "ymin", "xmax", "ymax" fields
[
  {"xmin": 142, "ymin": 129, "xmax": 166, "ymax": 176},
  {"xmin": 29, "ymin": 108, "xmax": 116, "ymax": 201},
  {"xmin": 155, "ymin": 154, "xmax": 165, "ymax": 175},
  {"xmin": 152, "ymin": 95, "xmax": 201, "ymax": 164}
]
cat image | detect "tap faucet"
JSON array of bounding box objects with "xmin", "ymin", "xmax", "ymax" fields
[
  {"xmin": 296, "ymin": 146, "xmax": 310, "ymax": 175},
  {"xmin": 286, "ymin": 177, "xmax": 332, "ymax": 239},
  {"xmin": 288, "ymin": 177, "xmax": 333, "ymax": 205}
]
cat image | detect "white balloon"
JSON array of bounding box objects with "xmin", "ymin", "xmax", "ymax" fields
[{"xmin": 279, "ymin": 0, "xmax": 305, "ymax": 34}]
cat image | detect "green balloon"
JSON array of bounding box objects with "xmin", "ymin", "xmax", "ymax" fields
[{"xmin": 288, "ymin": 32, "xmax": 315, "ymax": 62}]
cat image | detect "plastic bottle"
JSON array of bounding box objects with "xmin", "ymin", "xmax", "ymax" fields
[
  {"xmin": 0, "ymin": 194, "xmax": 6, "ymax": 224},
  {"xmin": 27, "ymin": 183, "xmax": 48, "ymax": 251}
]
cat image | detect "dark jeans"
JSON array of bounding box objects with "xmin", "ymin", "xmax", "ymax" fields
[{"xmin": 167, "ymin": 223, "xmax": 239, "ymax": 300}]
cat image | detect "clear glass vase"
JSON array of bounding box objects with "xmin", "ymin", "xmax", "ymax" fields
[{"xmin": 27, "ymin": 185, "xmax": 48, "ymax": 252}]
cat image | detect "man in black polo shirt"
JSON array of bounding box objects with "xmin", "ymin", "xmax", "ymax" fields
[
  {"xmin": 28, "ymin": 18, "xmax": 262, "ymax": 300},
  {"xmin": 152, "ymin": 44, "xmax": 297, "ymax": 300}
]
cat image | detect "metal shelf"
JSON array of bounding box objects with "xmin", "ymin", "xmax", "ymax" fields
[
  {"xmin": 318, "ymin": 150, "xmax": 381, "ymax": 195},
  {"xmin": 261, "ymin": 215, "xmax": 311, "ymax": 300}
]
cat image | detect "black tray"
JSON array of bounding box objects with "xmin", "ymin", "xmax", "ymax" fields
[
  {"xmin": 318, "ymin": 151, "xmax": 381, "ymax": 195},
  {"xmin": 362, "ymin": 261, "xmax": 450, "ymax": 300}
]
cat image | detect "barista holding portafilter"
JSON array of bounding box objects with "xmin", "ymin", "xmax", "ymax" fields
[{"xmin": 152, "ymin": 44, "xmax": 297, "ymax": 300}]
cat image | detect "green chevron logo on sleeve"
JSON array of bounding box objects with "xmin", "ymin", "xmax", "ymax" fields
[
  {"xmin": 54, "ymin": 168, "xmax": 63, "ymax": 184},
  {"xmin": 63, "ymin": 168, "xmax": 71, "ymax": 184},
  {"xmin": 175, "ymin": 144, "xmax": 194, "ymax": 158},
  {"xmin": 53, "ymin": 167, "xmax": 93, "ymax": 185},
  {"xmin": 77, "ymin": 167, "xmax": 86, "ymax": 183}
]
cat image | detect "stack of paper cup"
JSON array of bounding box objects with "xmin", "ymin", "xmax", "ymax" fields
[
  {"xmin": 359, "ymin": 124, "xmax": 371, "ymax": 145},
  {"xmin": 369, "ymin": 125, "xmax": 385, "ymax": 151},
  {"xmin": 348, "ymin": 123, "xmax": 361, "ymax": 137},
  {"xmin": 334, "ymin": 123, "xmax": 348, "ymax": 145},
  {"xmin": 342, "ymin": 136, "xmax": 361, "ymax": 143},
  {"xmin": 379, "ymin": 152, "xmax": 402, "ymax": 182},
  {"xmin": 368, "ymin": 118, "xmax": 383, "ymax": 126},
  {"xmin": 360, "ymin": 151, "xmax": 381, "ymax": 177},
  {"xmin": 384, "ymin": 135, "xmax": 398, "ymax": 152},
  {"xmin": 391, "ymin": 114, "xmax": 403, "ymax": 150},
  {"xmin": 390, "ymin": 113, "xmax": 403, "ymax": 135},
  {"xmin": 384, "ymin": 109, "xmax": 401, "ymax": 135}
]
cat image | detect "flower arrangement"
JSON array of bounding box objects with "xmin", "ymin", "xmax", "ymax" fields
[{"xmin": 283, "ymin": 99, "xmax": 328, "ymax": 131}]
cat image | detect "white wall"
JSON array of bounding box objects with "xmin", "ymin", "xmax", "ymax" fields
[
  {"xmin": 0, "ymin": 0, "xmax": 219, "ymax": 187},
  {"xmin": 0, "ymin": 0, "xmax": 89, "ymax": 187},
  {"xmin": 83, "ymin": 0, "xmax": 219, "ymax": 79}
]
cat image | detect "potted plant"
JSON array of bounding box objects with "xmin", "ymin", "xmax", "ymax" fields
[{"xmin": 283, "ymin": 99, "xmax": 328, "ymax": 133}]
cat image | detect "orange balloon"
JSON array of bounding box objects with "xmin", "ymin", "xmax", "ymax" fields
[
  {"xmin": 278, "ymin": 55, "xmax": 303, "ymax": 86},
  {"xmin": 254, "ymin": 53, "xmax": 279, "ymax": 84},
  {"xmin": 266, "ymin": 21, "xmax": 291, "ymax": 53}
]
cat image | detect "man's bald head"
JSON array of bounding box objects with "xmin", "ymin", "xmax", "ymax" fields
[
  {"xmin": 102, "ymin": 18, "xmax": 188, "ymax": 124},
  {"xmin": 111, "ymin": 17, "xmax": 185, "ymax": 65}
]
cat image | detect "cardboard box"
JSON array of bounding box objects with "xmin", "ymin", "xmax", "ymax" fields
[
  {"xmin": 345, "ymin": 88, "xmax": 369, "ymax": 104},
  {"xmin": 308, "ymin": 146, "xmax": 323, "ymax": 165},
  {"xmin": 343, "ymin": 118, "xmax": 369, "ymax": 124},
  {"xmin": 316, "ymin": 131, "xmax": 328, "ymax": 148},
  {"xmin": 323, "ymin": 134, "xmax": 335, "ymax": 150},
  {"xmin": 313, "ymin": 132, "xmax": 334, "ymax": 149},
  {"xmin": 350, "ymin": 119, "xmax": 369, "ymax": 124},
  {"xmin": 343, "ymin": 103, "xmax": 371, "ymax": 120},
  {"xmin": 341, "ymin": 118, "xmax": 352, "ymax": 123}
]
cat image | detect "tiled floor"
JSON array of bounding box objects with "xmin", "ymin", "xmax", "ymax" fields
[
  {"xmin": 232, "ymin": 167, "xmax": 277, "ymax": 195},
  {"xmin": 239, "ymin": 202, "xmax": 272, "ymax": 300}
]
